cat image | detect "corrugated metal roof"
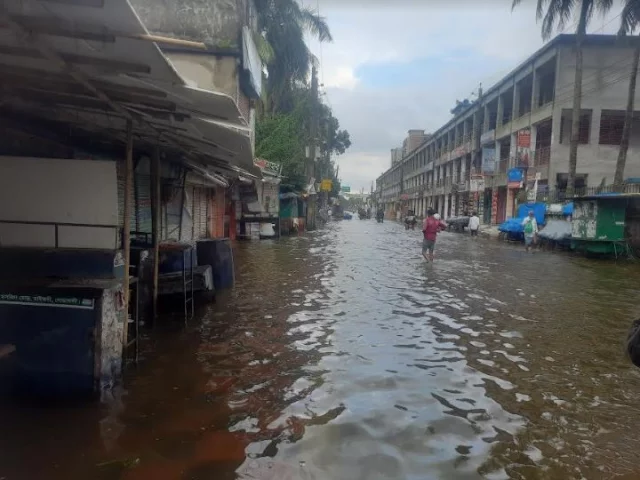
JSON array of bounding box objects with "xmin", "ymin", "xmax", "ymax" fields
[{"xmin": 0, "ymin": 0, "xmax": 257, "ymax": 178}]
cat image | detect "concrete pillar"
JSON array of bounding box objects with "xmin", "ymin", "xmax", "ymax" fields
[
  {"xmin": 497, "ymin": 95, "xmax": 504, "ymax": 127},
  {"xmin": 510, "ymin": 132, "xmax": 517, "ymax": 167},
  {"xmin": 483, "ymin": 105, "xmax": 490, "ymax": 132},
  {"xmin": 551, "ymin": 107, "xmax": 562, "ymax": 146},
  {"xmin": 443, "ymin": 194, "xmax": 449, "ymax": 219},
  {"xmin": 529, "ymin": 124, "xmax": 538, "ymax": 167},
  {"xmin": 531, "ymin": 67, "xmax": 540, "ymax": 110}
]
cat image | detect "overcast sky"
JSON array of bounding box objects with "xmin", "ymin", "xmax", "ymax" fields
[{"xmin": 306, "ymin": 1, "xmax": 621, "ymax": 193}]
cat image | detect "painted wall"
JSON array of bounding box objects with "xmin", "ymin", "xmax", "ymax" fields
[
  {"xmin": 0, "ymin": 157, "xmax": 118, "ymax": 249},
  {"xmin": 549, "ymin": 44, "xmax": 640, "ymax": 187}
]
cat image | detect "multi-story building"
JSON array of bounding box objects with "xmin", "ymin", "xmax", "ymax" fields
[
  {"xmin": 391, "ymin": 148, "xmax": 403, "ymax": 166},
  {"xmin": 377, "ymin": 34, "xmax": 640, "ymax": 223}
]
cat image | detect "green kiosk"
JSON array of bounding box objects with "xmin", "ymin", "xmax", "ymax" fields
[{"xmin": 571, "ymin": 193, "xmax": 636, "ymax": 257}]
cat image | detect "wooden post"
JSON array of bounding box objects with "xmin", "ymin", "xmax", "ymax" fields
[
  {"xmin": 122, "ymin": 119, "xmax": 133, "ymax": 347},
  {"xmin": 150, "ymin": 146, "xmax": 161, "ymax": 324}
]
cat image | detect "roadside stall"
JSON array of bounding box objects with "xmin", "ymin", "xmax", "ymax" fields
[{"xmin": 571, "ymin": 193, "xmax": 640, "ymax": 257}]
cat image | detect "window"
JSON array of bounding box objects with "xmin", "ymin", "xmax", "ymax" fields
[
  {"xmin": 560, "ymin": 111, "xmax": 591, "ymax": 145},
  {"xmin": 599, "ymin": 111, "xmax": 625, "ymax": 145}
]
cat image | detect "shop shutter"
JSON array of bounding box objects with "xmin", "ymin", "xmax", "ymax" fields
[
  {"xmin": 192, "ymin": 186, "xmax": 209, "ymax": 240},
  {"xmin": 210, "ymin": 187, "xmax": 225, "ymax": 238}
]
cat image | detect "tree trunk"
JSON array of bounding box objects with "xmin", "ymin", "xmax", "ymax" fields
[
  {"xmin": 567, "ymin": 30, "xmax": 585, "ymax": 197},
  {"xmin": 614, "ymin": 42, "xmax": 640, "ymax": 192}
]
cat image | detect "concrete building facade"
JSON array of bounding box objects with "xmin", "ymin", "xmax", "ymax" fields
[{"xmin": 375, "ymin": 34, "xmax": 640, "ymax": 224}]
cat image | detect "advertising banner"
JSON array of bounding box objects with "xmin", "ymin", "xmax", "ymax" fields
[{"xmin": 482, "ymin": 147, "xmax": 496, "ymax": 174}]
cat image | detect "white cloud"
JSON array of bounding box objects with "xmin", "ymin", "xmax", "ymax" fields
[{"xmin": 305, "ymin": 2, "xmax": 622, "ymax": 191}]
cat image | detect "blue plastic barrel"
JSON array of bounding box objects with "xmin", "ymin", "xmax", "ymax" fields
[{"xmin": 196, "ymin": 239, "xmax": 235, "ymax": 290}]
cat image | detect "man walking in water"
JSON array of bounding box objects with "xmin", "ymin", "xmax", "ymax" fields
[
  {"xmin": 521, "ymin": 210, "xmax": 538, "ymax": 252},
  {"xmin": 422, "ymin": 209, "xmax": 447, "ymax": 262},
  {"xmin": 468, "ymin": 211, "xmax": 480, "ymax": 237}
]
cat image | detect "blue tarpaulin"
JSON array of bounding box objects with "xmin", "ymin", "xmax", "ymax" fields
[
  {"xmin": 562, "ymin": 202, "xmax": 573, "ymax": 216},
  {"xmin": 499, "ymin": 202, "xmax": 547, "ymax": 239}
]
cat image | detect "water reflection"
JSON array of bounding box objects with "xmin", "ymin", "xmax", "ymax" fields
[{"xmin": 2, "ymin": 220, "xmax": 640, "ymax": 479}]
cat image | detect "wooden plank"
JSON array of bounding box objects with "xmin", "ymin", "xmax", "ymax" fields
[{"xmin": 122, "ymin": 119, "xmax": 133, "ymax": 348}]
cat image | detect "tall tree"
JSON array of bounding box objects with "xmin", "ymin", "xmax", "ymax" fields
[
  {"xmin": 615, "ymin": 0, "xmax": 640, "ymax": 191},
  {"xmin": 512, "ymin": 0, "xmax": 613, "ymax": 194},
  {"xmin": 254, "ymin": 0, "xmax": 332, "ymax": 114}
]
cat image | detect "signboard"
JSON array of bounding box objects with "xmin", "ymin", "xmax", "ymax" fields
[
  {"xmin": 517, "ymin": 128, "xmax": 531, "ymax": 148},
  {"xmin": 507, "ymin": 168, "xmax": 524, "ymax": 189},
  {"xmin": 482, "ymin": 147, "xmax": 496, "ymax": 174},
  {"xmin": 507, "ymin": 168, "xmax": 524, "ymax": 183},
  {"xmin": 516, "ymin": 129, "xmax": 531, "ymax": 167},
  {"xmin": 470, "ymin": 176, "xmax": 485, "ymax": 192},
  {"xmin": 242, "ymin": 26, "xmax": 262, "ymax": 98},
  {"xmin": 491, "ymin": 190, "xmax": 498, "ymax": 224},
  {"xmin": 480, "ymin": 130, "xmax": 495, "ymax": 145},
  {"xmin": 452, "ymin": 144, "xmax": 469, "ymax": 158},
  {"xmin": 341, "ymin": 185, "xmax": 351, "ymax": 193},
  {"xmin": 320, "ymin": 179, "xmax": 333, "ymax": 192},
  {"xmin": 254, "ymin": 158, "xmax": 281, "ymax": 176},
  {"xmin": 0, "ymin": 293, "xmax": 95, "ymax": 310}
]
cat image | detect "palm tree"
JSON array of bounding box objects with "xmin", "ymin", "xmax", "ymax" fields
[
  {"xmin": 512, "ymin": 0, "xmax": 613, "ymax": 195},
  {"xmin": 615, "ymin": 0, "xmax": 640, "ymax": 192},
  {"xmin": 254, "ymin": 0, "xmax": 332, "ymax": 114}
]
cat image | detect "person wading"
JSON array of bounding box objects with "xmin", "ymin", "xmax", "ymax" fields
[
  {"xmin": 422, "ymin": 209, "xmax": 447, "ymax": 262},
  {"xmin": 521, "ymin": 210, "xmax": 538, "ymax": 252},
  {"xmin": 468, "ymin": 211, "xmax": 480, "ymax": 237}
]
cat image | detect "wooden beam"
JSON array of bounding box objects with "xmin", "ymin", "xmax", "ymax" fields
[
  {"xmin": 151, "ymin": 146, "xmax": 161, "ymax": 325},
  {"xmin": 122, "ymin": 119, "xmax": 133, "ymax": 348}
]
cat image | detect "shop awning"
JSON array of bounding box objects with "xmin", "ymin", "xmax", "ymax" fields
[{"xmin": 0, "ymin": 0, "xmax": 257, "ymax": 178}]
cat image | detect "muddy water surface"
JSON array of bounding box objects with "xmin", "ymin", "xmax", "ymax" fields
[{"xmin": 2, "ymin": 220, "xmax": 640, "ymax": 480}]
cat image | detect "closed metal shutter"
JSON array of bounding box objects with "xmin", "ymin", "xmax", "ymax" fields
[
  {"xmin": 192, "ymin": 186, "xmax": 209, "ymax": 240},
  {"xmin": 210, "ymin": 187, "xmax": 225, "ymax": 238}
]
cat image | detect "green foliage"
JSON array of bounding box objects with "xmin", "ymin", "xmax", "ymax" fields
[{"xmin": 255, "ymin": 103, "xmax": 308, "ymax": 190}]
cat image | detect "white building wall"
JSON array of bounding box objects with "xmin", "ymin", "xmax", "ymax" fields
[
  {"xmin": 550, "ymin": 44, "xmax": 640, "ymax": 187},
  {"xmin": 0, "ymin": 157, "xmax": 119, "ymax": 249}
]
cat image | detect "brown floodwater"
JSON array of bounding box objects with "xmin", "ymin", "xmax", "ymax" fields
[{"xmin": 2, "ymin": 219, "xmax": 640, "ymax": 480}]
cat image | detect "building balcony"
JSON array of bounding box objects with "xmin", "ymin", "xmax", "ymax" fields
[
  {"xmin": 480, "ymin": 129, "xmax": 496, "ymax": 145},
  {"xmin": 450, "ymin": 141, "xmax": 472, "ymax": 160}
]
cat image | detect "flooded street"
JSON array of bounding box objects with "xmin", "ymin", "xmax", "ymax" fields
[{"xmin": 3, "ymin": 219, "xmax": 640, "ymax": 480}]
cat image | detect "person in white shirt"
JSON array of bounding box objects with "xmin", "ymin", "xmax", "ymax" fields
[{"xmin": 468, "ymin": 212, "xmax": 480, "ymax": 237}]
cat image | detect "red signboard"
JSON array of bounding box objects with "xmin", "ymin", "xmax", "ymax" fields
[
  {"xmin": 517, "ymin": 128, "xmax": 531, "ymax": 148},
  {"xmin": 491, "ymin": 190, "xmax": 498, "ymax": 223}
]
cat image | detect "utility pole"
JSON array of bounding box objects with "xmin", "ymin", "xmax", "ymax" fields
[
  {"xmin": 471, "ymin": 83, "xmax": 483, "ymax": 215},
  {"xmin": 308, "ymin": 65, "xmax": 319, "ymax": 179},
  {"xmin": 306, "ymin": 65, "xmax": 319, "ymax": 230}
]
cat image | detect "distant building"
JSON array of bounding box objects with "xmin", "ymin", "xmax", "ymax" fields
[
  {"xmin": 377, "ymin": 34, "xmax": 640, "ymax": 224},
  {"xmin": 391, "ymin": 148, "xmax": 403, "ymax": 166}
]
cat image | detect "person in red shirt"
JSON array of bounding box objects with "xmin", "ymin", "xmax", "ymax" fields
[{"xmin": 422, "ymin": 209, "xmax": 447, "ymax": 262}]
